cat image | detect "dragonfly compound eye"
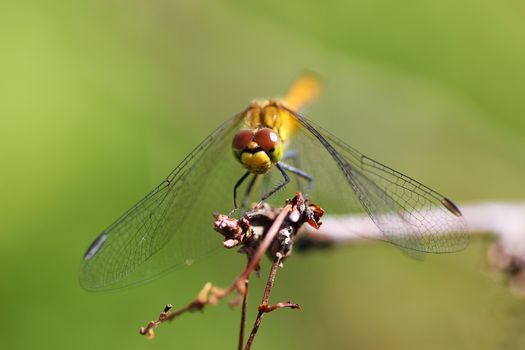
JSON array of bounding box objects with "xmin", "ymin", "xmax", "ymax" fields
[
  {"xmin": 232, "ymin": 129, "xmax": 254, "ymax": 151},
  {"xmin": 253, "ymin": 128, "xmax": 279, "ymax": 152},
  {"xmin": 253, "ymin": 128, "xmax": 283, "ymax": 164}
]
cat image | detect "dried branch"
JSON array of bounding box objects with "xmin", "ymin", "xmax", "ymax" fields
[
  {"xmin": 244, "ymin": 255, "xmax": 300, "ymax": 350},
  {"xmin": 298, "ymin": 201, "xmax": 525, "ymax": 254},
  {"xmin": 139, "ymin": 193, "xmax": 323, "ymax": 340},
  {"xmin": 238, "ymin": 279, "xmax": 249, "ymax": 350},
  {"xmin": 298, "ymin": 201, "xmax": 525, "ymax": 297},
  {"xmin": 140, "ymin": 199, "xmax": 525, "ymax": 343},
  {"xmin": 139, "ymin": 282, "xmax": 227, "ymax": 338}
]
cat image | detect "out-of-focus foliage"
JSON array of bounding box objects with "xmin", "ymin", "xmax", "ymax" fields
[{"xmin": 1, "ymin": 1, "xmax": 525, "ymax": 349}]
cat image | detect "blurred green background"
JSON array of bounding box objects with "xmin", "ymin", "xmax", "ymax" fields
[{"xmin": 2, "ymin": 0, "xmax": 525, "ymax": 349}]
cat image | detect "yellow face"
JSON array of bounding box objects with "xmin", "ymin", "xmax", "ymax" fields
[{"xmin": 232, "ymin": 126, "xmax": 284, "ymax": 174}]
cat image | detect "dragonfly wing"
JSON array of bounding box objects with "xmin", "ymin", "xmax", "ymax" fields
[
  {"xmin": 285, "ymin": 111, "xmax": 469, "ymax": 253},
  {"xmin": 80, "ymin": 113, "xmax": 246, "ymax": 291}
]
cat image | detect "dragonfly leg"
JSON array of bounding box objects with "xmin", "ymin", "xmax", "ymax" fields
[
  {"xmin": 281, "ymin": 150, "xmax": 314, "ymax": 195},
  {"xmin": 260, "ymin": 174, "xmax": 270, "ymax": 199},
  {"xmin": 233, "ymin": 171, "xmax": 251, "ymax": 210},
  {"xmin": 240, "ymin": 174, "xmax": 259, "ymax": 213},
  {"xmin": 281, "ymin": 149, "xmax": 299, "ymax": 162},
  {"xmin": 278, "ymin": 161, "xmax": 313, "ymax": 197},
  {"xmin": 260, "ymin": 163, "xmax": 290, "ymax": 202}
]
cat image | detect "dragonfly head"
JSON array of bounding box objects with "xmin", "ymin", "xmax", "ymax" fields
[{"xmin": 232, "ymin": 127, "xmax": 284, "ymax": 174}]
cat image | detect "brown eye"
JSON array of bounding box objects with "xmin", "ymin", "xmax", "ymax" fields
[
  {"xmin": 232, "ymin": 129, "xmax": 253, "ymax": 150},
  {"xmin": 254, "ymin": 128, "xmax": 279, "ymax": 151}
]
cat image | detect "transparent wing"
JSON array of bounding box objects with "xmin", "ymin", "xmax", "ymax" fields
[
  {"xmin": 79, "ymin": 112, "xmax": 246, "ymax": 291},
  {"xmin": 261, "ymin": 109, "xmax": 469, "ymax": 253}
]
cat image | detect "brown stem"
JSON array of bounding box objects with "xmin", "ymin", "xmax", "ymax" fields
[
  {"xmin": 244, "ymin": 255, "xmax": 282, "ymax": 350},
  {"xmin": 139, "ymin": 204, "xmax": 293, "ymax": 339},
  {"xmin": 139, "ymin": 282, "xmax": 225, "ymax": 338},
  {"xmin": 139, "ymin": 194, "xmax": 323, "ymax": 343},
  {"xmin": 238, "ymin": 279, "xmax": 249, "ymax": 350},
  {"xmin": 258, "ymin": 302, "xmax": 300, "ymax": 312},
  {"xmin": 236, "ymin": 204, "xmax": 292, "ymax": 288}
]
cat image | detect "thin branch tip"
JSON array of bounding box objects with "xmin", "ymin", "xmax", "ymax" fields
[{"xmin": 139, "ymin": 193, "xmax": 323, "ymax": 344}]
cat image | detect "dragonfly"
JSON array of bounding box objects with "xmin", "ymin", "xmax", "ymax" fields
[{"xmin": 80, "ymin": 75, "xmax": 469, "ymax": 291}]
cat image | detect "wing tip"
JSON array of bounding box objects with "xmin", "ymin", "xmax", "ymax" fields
[
  {"xmin": 441, "ymin": 197, "xmax": 462, "ymax": 217},
  {"xmin": 83, "ymin": 231, "xmax": 108, "ymax": 260}
]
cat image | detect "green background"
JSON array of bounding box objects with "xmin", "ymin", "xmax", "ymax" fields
[{"xmin": 2, "ymin": 1, "xmax": 525, "ymax": 349}]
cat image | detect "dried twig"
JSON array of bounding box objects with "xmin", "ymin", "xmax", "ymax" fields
[
  {"xmin": 139, "ymin": 193, "xmax": 323, "ymax": 340},
  {"xmin": 139, "ymin": 282, "xmax": 226, "ymax": 338},
  {"xmin": 238, "ymin": 278, "xmax": 249, "ymax": 350},
  {"xmin": 298, "ymin": 201, "xmax": 525, "ymax": 297},
  {"xmin": 140, "ymin": 199, "xmax": 525, "ymax": 343},
  {"xmin": 244, "ymin": 254, "xmax": 300, "ymax": 350},
  {"xmin": 299, "ymin": 201, "xmax": 525, "ymax": 253}
]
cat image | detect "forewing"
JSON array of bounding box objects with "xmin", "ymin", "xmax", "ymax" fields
[
  {"xmin": 281, "ymin": 111, "xmax": 469, "ymax": 253},
  {"xmin": 80, "ymin": 113, "xmax": 245, "ymax": 291}
]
